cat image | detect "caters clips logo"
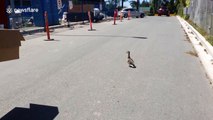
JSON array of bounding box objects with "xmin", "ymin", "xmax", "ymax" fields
[{"xmin": 6, "ymin": 6, "xmax": 39, "ymax": 14}]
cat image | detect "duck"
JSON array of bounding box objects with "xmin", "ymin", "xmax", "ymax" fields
[{"xmin": 126, "ymin": 51, "xmax": 136, "ymax": 68}]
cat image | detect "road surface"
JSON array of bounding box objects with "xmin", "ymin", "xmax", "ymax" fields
[{"xmin": 0, "ymin": 16, "xmax": 213, "ymax": 120}]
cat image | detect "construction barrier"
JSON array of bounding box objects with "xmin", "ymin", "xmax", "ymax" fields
[
  {"xmin": 113, "ymin": 10, "xmax": 117, "ymax": 25},
  {"xmin": 128, "ymin": 10, "xmax": 131, "ymax": 20},
  {"xmin": 88, "ymin": 11, "xmax": 95, "ymax": 31},
  {"xmin": 120, "ymin": 13, "xmax": 123, "ymax": 22},
  {"xmin": 44, "ymin": 11, "xmax": 54, "ymax": 41}
]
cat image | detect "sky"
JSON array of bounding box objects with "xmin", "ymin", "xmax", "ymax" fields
[{"xmin": 123, "ymin": 0, "xmax": 150, "ymax": 8}]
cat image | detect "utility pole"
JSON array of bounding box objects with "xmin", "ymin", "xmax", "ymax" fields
[{"xmin": 137, "ymin": 0, "xmax": 139, "ymax": 11}]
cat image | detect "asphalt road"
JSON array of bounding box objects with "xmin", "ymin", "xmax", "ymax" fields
[{"xmin": 1, "ymin": 16, "xmax": 213, "ymax": 120}]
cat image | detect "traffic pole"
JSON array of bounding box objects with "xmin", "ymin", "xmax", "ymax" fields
[
  {"xmin": 44, "ymin": 11, "xmax": 54, "ymax": 41},
  {"xmin": 113, "ymin": 10, "xmax": 116, "ymax": 25},
  {"xmin": 128, "ymin": 10, "xmax": 131, "ymax": 20},
  {"xmin": 88, "ymin": 11, "xmax": 95, "ymax": 31},
  {"xmin": 120, "ymin": 13, "xmax": 123, "ymax": 22}
]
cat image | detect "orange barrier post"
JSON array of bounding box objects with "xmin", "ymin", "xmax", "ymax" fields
[
  {"xmin": 44, "ymin": 11, "xmax": 54, "ymax": 41},
  {"xmin": 120, "ymin": 13, "xmax": 123, "ymax": 22},
  {"xmin": 128, "ymin": 10, "xmax": 131, "ymax": 20},
  {"xmin": 113, "ymin": 10, "xmax": 117, "ymax": 25},
  {"xmin": 88, "ymin": 11, "xmax": 95, "ymax": 31}
]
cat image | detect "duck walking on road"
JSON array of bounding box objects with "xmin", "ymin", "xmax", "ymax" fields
[{"xmin": 127, "ymin": 51, "xmax": 136, "ymax": 68}]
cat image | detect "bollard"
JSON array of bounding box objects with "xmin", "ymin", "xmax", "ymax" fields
[
  {"xmin": 113, "ymin": 10, "xmax": 116, "ymax": 25},
  {"xmin": 88, "ymin": 11, "xmax": 95, "ymax": 31},
  {"xmin": 44, "ymin": 11, "xmax": 54, "ymax": 41},
  {"xmin": 128, "ymin": 10, "xmax": 131, "ymax": 20},
  {"xmin": 120, "ymin": 13, "xmax": 123, "ymax": 22}
]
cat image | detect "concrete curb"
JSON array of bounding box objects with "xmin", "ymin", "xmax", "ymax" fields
[{"xmin": 177, "ymin": 16, "xmax": 213, "ymax": 82}]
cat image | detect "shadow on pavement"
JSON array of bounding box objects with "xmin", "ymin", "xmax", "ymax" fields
[
  {"xmin": 0, "ymin": 103, "xmax": 59, "ymax": 120},
  {"xmin": 54, "ymin": 34, "xmax": 148, "ymax": 40}
]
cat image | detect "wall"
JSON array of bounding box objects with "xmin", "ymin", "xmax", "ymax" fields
[
  {"xmin": 31, "ymin": 0, "xmax": 59, "ymax": 27},
  {"xmin": 188, "ymin": 0, "xmax": 213, "ymax": 35}
]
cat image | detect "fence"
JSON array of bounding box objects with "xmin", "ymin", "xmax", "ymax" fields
[{"xmin": 188, "ymin": 0, "xmax": 213, "ymax": 35}]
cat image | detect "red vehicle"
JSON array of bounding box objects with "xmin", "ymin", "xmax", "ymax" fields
[{"xmin": 157, "ymin": 6, "xmax": 170, "ymax": 16}]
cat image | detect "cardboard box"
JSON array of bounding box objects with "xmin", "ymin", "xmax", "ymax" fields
[{"xmin": 0, "ymin": 30, "xmax": 25, "ymax": 62}]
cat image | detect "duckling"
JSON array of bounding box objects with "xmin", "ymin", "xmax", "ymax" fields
[{"xmin": 126, "ymin": 51, "xmax": 136, "ymax": 68}]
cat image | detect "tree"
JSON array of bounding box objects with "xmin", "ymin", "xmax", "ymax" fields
[
  {"xmin": 136, "ymin": 0, "xmax": 139, "ymax": 10},
  {"xmin": 151, "ymin": 0, "xmax": 158, "ymax": 13},
  {"xmin": 121, "ymin": 0, "xmax": 128, "ymax": 8},
  {"xmin": 175, "ymin": 0, "xmax": 187, "ymax": 16},
  {"xmin": 130, "ymin": 0, "xmax": 137, "ymax": 8},
  {"xmin": 185, "ymin": 0, "xmax": 190, "ymax": 7},
  {"xmin": 141, "ymin": 0, "xmax": 150, "ymax": 7},
  {"xmin": 168, "ymin": 0, "xmax": 175, "ymax": 14},
  {"xmin": 130, "ymin": 0, "xmax": 140, "ymax": 10}
]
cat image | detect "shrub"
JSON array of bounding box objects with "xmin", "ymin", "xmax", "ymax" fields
[
  {"xmin": 184, "ymin": 14, "xmax": 190, "ymax": 20},
  {"xmin": 187, "ymin": 20, "xmax": 213, "ymax": 46},
  {"xmin": 206, "ymin": 35, "xmax": 213, "ymax": 45}
]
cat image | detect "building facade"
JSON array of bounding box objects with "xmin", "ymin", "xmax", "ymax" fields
[
  {"xmin": 0, "ymin": 0, "xmax": 9, "ymax": 28},
  {"xmin": 3, "ymin": 0, "xmax": 61, "ymax": 28},
  {"xmin": 1, "ymin": 0, "xmax": 103, "ymax": 28},
  {"xmin": 67, "ymin": 0, "xmax": 104, "ymax": 22}
]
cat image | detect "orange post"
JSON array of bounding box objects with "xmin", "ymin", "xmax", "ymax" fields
[
  {"xmin": 45, "ymin": 11, "xmax": 50, "ymax": 40},
  {"xmin": 88, "ymin": 11, "xmax": 93, "ymax": 30},
  {"xmin": 113, "ymin": 10, "xmax": 116, "ymax": 25},
  {"xmin": 44, "ymin": 11, "xmax": 53, "ymax": 40},
  {"xmin": 87, "ymin": 11, "xmax": 95, "ymax": 31},
  {"xmin": 128, "ymin": 10, "xmax": 131, "ymax": 20},
  {"xmin": 120, "ymin": 13, "xmax": 123, "ymax": 22}
]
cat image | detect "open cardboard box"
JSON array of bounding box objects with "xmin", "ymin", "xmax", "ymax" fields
[{"xmin": 0, "ymin": 30, "xmax": 25, "ymax": 62}]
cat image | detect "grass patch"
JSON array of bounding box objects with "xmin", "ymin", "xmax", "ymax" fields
[
  {"xmin": 206, "ymin": 35, "xmax": 213, "ymax": 45},
  {"xmin": 186, "ymin": 19, "xmax": 213, "ymax": 46}
]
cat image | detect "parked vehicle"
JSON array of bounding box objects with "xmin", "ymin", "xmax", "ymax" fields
[
  {"xmin": 93, "ymin": 8, "xmax": 104, "ymax": 22},
  {"xmin": 157, "ymin": 6, "xmax": 170, "ymax": 16},
  {"xmin": 118, "ymin": 8, "xmax": 145, "ymax": 18}
]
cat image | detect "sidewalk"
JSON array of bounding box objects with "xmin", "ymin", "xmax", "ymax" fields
[
  {"xmin": 20, "ymin": 17, "xmax": 113, "ymax": 35},
  {"xmin": 20, "ymin": 21, "xmax": 88, "ymax": 35}
]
